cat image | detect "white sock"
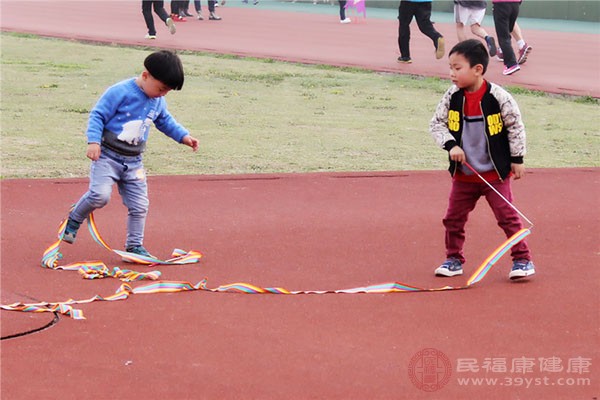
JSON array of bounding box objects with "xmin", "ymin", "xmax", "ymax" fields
[{"xmin": 517, "ymin": 39, "xmax": 526, "ymax": 49}]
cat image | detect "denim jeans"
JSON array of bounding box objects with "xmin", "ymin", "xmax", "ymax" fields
[{"xmin": 70, "ymin": 147, "xmax": 149, "ymax": 248}]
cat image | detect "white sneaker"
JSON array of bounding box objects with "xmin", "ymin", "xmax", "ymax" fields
[
  {"xmin": 166, "ymin": 17, "xmax": 176, "ymax": 34},
  {"xmin": 340, "ymin": 18, "xmax": 351, "ymax": 24},
  {"xmin": 144, "ymin": 34, "xmax": 156, "ymax": 40}
]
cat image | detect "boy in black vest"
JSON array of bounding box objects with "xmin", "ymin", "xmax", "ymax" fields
[{"xmin": 429, "ymin": 39, "xmax": 535, "ymax": 280}]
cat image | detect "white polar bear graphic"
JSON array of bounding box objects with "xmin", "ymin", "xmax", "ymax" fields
[{"xmin": 118, "ymin": 118, "xmax": 151, "ymax": 145}]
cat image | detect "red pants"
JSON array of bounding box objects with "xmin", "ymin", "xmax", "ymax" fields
[{"xmin": 443, "ymin": 178, "xmax": 530, "ymax": 264}]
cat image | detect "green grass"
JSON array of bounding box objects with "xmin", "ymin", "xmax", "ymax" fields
[{"xmin": 1, "ymin": 33, "xmax": 598, "ymax": 179}]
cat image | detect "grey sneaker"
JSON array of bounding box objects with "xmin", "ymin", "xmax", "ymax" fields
[
  {"xmin": 62, "ymin": 218, "xmax": 81, "ymax": 244},
  {"xmin": 435, "ymin": 258, "xmax": 463, "ymax": 277},
  {"xmin": 123, "ymin": 245, "xmax": 155, "ymax": 262},
  {"xmin": 485, "ymin": 35, "xmax": 497, "ymax": 57},
  {"xmin": 166, "ymin": 17, "xmax": 176, "ymax": 34},
  {"xmin": 509, "ymin": 259, "xmax": 535, "ymax": 280}
]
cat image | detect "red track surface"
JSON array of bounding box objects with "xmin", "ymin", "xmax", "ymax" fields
[
  {"xmin": 2, "ymin": 171, "xmax": 599, "ymax": 399},
  {"xmin": 1, "ymin": 2, "xmax": 599, "ymax": 399}
]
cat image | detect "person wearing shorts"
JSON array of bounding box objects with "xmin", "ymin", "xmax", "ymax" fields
[{"xmin": 454, "ymin": 0, "xmax": 496, "ymax": 57}]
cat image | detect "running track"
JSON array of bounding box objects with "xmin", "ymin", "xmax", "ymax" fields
[
  {"xmin": 1, "ymin": 1, "xmax": 599, "ymax": 399},
  {"xmin": 1, "ymin": 0, "xmax": 599, "ymax": 97}
]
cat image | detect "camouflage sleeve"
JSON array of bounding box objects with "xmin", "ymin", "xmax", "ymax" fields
[
  {"xmin": 429, "ymin": 85, "xmax": 459, "ymax": 149},
  {"xmin": 490, "ymin": 83, "xmax": 527, "ymax": 159}
]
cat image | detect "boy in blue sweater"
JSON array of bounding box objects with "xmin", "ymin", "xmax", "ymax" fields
[
  {"xmin": 429, "ymin": 40, "xmax": 535, "ymax": 280},
  {"xmin": 63, "ymin": 50, "xmax": 199, "ymax": 258}
]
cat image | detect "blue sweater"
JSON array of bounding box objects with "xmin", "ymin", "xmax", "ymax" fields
[{"xmin": 86, "ymin": 78, "xmax": 189, "ymax": 156}]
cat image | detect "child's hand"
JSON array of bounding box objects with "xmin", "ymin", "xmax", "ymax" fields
[
  {"xmin": 511, "ymin": 163, "xmax": 525, "ymax": 179},
  {"xmin": 449, "ymin": 145, "xmax": 466, "ymax": 163},
  {"xmin": 182, "ymin": 135, "xmax": 199, "ymax": 152},
  {"xmin": 86, "ymin": 143, "xmax": 101, "ymax": 161}
]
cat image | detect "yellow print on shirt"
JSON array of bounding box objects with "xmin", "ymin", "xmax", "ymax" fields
[
  {"xmin": 487, "ymin": 113, "xmax": 503, "ymax": 136},
  {"xmin": 135, "ymin": 168, "xmax": 146, "ymax": 181},
  {"xmin": 448, "ymin": 110, "xmax": 460, "ymax": 132}
]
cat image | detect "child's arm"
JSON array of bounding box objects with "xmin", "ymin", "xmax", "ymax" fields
[
  {"xmin": 430, "ymin": 86, "xmax": 462, "ymax": 157},
  {"xmin": 151, "ymin": 100, "xmax": 199, "ymax": 153},
  {"xmin": 85, "ymin": 86, "xmax": 121, "ymax": 160},
  {"xmin": 449, "ymin": 145, "xmax": 466, "ymax": 163},
  {"xmin": 501, "ymin": 96, "xmax": 526, "ymax": 160},
  {"xmin": 153, "ymin": 100, "xmax": 193, "ymax": 145},
  {"xmin": 181, "ymin": 135, "xmax": 199, "ymax": 152},
  {"xmin": 494, "ymin": 85, "xmax": 527, "ymax": 179},
  {"xmin": 86, "ymin": 143, "xmax": 101, "ymax": 161},
  {"xmin": 512, "ymin": 163, "xmax": 525, "ymax": 179}
]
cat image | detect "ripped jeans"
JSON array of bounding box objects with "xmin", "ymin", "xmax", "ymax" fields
[{"xmin": 69, "ymin": 147, "xmax": 149, "ymax": 249}]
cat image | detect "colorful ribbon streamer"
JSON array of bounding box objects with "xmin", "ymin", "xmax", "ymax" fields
[
  {"xmin": 2, "ymin": 212, "xmax": 531, "ymax": 320},
  {"xmin": 40, "ymin": 213, "xmax": 203, "ymax": 282}
]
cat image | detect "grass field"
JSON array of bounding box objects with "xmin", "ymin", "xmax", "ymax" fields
[{"xmin": 1, "ymin": 33, "xmax": 598, "ymax": 179}]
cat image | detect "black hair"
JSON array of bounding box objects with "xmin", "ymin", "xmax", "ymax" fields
[
  {"xmin": 449, "ymin": 39, "xmax": 489, "ymax": 74},
  {"xmin": 144, "ymin": 50, "xmax": 184, "ymax": 90}
]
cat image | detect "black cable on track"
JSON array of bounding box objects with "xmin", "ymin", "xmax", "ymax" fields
[
  {"xmin": 1, "ymin": 292, "xmax": 61, "ymax": 340},
  {"xmin": 1, "ymin": 311, "xmax": 60, "ymax": 340}
]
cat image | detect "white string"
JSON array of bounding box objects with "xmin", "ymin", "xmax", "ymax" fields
[{"xmin": 463, "ymin": 162, "xmax": 534, "ymax": 228}]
